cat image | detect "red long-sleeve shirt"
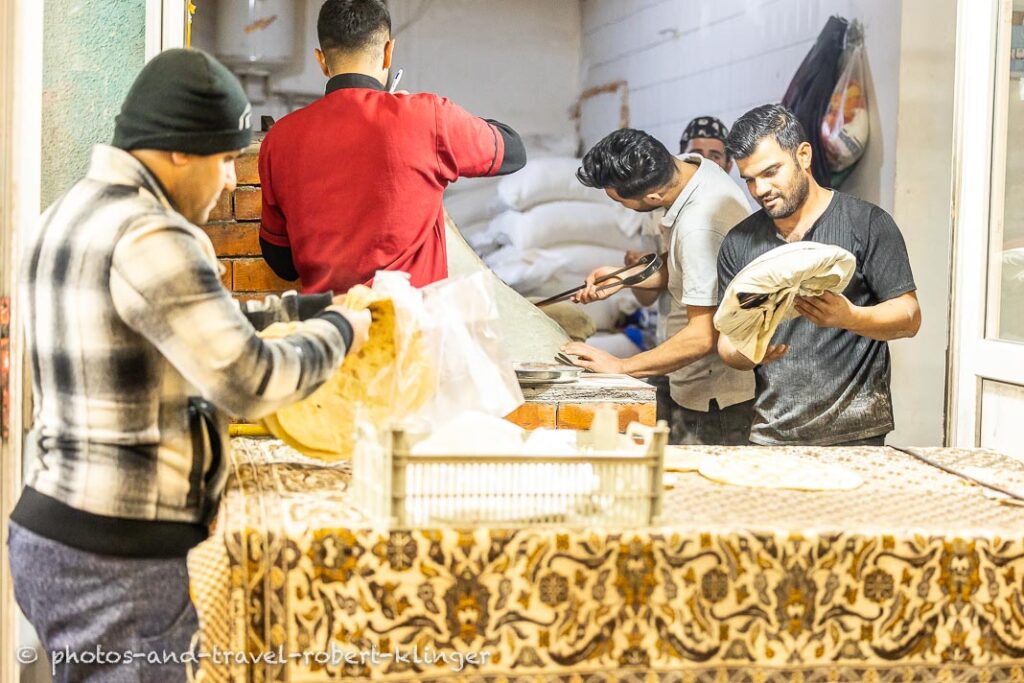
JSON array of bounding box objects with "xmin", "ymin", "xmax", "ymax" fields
[{"xmin": 259, "ymin": 73, "xmax": 523, "ymax": 293}]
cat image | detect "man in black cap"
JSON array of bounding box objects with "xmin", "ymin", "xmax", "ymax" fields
[
  {"xmin": 680, "ymin": 115, "xmax": 733, "ymax": 173},
  {"xmin": 7, "ymin": 48, "xmax": 370, "ymax": 681}
]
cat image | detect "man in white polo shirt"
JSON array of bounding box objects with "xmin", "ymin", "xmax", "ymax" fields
[{"xmin": 563, "ymin": 128, "xmax": 754, "ymax": 445}]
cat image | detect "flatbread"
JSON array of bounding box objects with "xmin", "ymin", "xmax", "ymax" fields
[
  {"xmin": 697, "ymin": 450, "xmax": 863, "ymax": 491},
  {"xmin": 261, "ymin": 413, "xmax": 340, "ymax": 461},
  {"xmin": 664, "ymin": 446, "xmax": 712, "ymax": 472},
  {"xmin": 259, "ymin": 286, "xmax": 435, "ymax": 460}
]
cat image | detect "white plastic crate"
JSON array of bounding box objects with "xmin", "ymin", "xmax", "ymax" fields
[{"xmin": 351, "ymin": 422, "xmax": 667, "ymax": 528}]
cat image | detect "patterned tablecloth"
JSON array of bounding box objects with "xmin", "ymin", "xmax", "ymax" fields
[{"xmin": 188, "ymin": 440, "xmax": 1024, "ymax": 682}]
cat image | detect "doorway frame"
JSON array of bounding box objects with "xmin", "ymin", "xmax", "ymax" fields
[
  {"xmin": 0, "ymin": 1, "xmax": 187, "ymax": 680},
  {"xmin": 947, "ymin": 0, "xmax": 1024, "ymax": 449},
  {"xmin": 0, "ymin": 0, "xmax": 43, "ymax": 680}
]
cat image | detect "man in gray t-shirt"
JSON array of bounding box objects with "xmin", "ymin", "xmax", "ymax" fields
[
  {"xmin": 561, "ymin": 128, "xmax": 755, "ymax": 445},
  {"xmin": 718, "ymin": 104, "xmax": 921, "ymax": 446}
]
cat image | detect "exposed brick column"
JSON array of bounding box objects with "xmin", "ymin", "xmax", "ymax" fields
[{"xmin": 203, "ymin": 135, "xmax": 299, "ymax": 302}]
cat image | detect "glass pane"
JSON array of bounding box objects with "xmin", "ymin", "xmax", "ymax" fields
[
  {"xmin": 998, "ymin": 6, "xmax": 1024, "ymax": 341},
  {"xmin": 41, "ymin": 0, "xmax": 147, "ymax": 208},
  {"xmin": 980, "ymin": 380, "xmax": 1024, "ymax": 460}
]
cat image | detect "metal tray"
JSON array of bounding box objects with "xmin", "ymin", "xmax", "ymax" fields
[{"xmin": 513, "ymin": 362, "xmax": 583, "ymax": 385}]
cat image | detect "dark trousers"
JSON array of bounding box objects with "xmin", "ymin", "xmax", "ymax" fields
[
  {"xmin": 668, "ymin": 398, "xmax": 756, "ymax": 446},
  {"xmin": 8, "ymin": 521, "xmax": 197, "ymax": 682},
  {"xmin": 649, "ymin": 376, "xmax": 754, "ymax": 445},
  {"xmin": 749, "ymin": 434, "xmax": 888, "ymax": 447}
]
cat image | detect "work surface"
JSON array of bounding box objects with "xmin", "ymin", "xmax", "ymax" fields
[
  {"xmin": 520, "ymin": 373, "xmax": 656, "ymax": 404},
  {"xmin": 188, "ymin": 440, "xmax": 1024, "ymax": 682}
]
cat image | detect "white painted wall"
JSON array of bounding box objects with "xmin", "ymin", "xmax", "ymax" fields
[
  {"xmin": 580, "ymin": 0, "xmax": 956, "ymax": 446},
  {"xmin": 193, "ymin": 0, "xmax": 582, "ymax": 138},
  {"xmin": 889, "ymin": 0, "xmax": 956, "ymax": 448},
  {"xmin": 580, "ymin": 0, "xmax": 901, "ymax": 209}
]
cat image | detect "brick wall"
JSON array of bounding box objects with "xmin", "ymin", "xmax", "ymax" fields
[{"xmin": 203, "ymin": 135, "xmax": 298, "ymax": 301}]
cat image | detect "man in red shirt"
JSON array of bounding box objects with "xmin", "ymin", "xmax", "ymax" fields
[{"xmin": 259, "ymin": 0, "xmax": 527, "ymax": 293}]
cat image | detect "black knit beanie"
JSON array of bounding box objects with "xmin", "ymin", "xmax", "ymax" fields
[{"xmin": 113, "ymin": 48, "xmax": 252, "ymax": 155}]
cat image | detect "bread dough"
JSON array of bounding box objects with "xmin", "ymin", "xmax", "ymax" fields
[
  {"xmin": 714, "ymin": 242, "xmax": 856, "ymax": 363},
  {"xmin": 664, "ymin": 445, "xmax": 711, "ymax": 472}
]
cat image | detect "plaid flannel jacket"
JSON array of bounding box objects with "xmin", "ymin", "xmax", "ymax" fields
[{"xmin": 12, "ymin": 145, "xmax": 350, "ymax": 556}]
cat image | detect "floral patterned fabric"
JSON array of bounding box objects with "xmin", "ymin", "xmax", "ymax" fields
[{"xmin": 187, "ymin": 440, "xmax": 1024, "ymax": 681}]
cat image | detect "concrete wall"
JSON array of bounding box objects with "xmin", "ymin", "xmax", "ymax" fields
[
  {"xmin": 193, "ymin": 0, "xmax": 582, "ymax": 139},
  {"xmin": 580, "ymin": 0, "xmax": 955, "ymax": 446},
  {"xmin": 41, "ymin": 0, "xmax": 147, "ymax": 209}
]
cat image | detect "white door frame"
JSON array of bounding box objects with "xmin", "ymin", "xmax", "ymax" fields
[
  {"xmin": 148, "ymin": 0, "xmax": 189, "ymax": 57},
  {"xmin": 947, "ymin": 0, "xmax": 1024, "ymax": 446},
  {"xmin": 1, "ymin": 1, "xmax": 43, "ymax": 681},
  {"xmin": 1, "ymin": 1, "xmax": 186, "ymax": 680}
]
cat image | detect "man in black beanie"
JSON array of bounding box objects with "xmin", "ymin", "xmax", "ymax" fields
[{"xmin": 8, "ymin": 48, "xmax": 370, "ymax": 682}]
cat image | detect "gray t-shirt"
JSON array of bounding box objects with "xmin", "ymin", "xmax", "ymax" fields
[
  {"xmin": 662, "ymin": 155, "xmax": 755, "ymax": 411},
  {"xmin": 717, "ymin": 192, "xmax": 917, "ymax": 445}
]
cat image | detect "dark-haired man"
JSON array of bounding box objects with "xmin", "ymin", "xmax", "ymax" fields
[
  {"xmin": 8, "ymin": 49, "xmax": 370, "ymax": 681},
  {"xmin": 618, "ymin": 115, "xmax": 736, "ymax": 420},
  {"xmin": 259, "ymin": 0, "xmax": 527, "ymax": 293},
  {"xmin": 717, "ymin": 104, "xmax": 921, "ymax": 446},
  {"xmin": 563, "ymin": 128, "xmax": 755, "ymax": 445}
]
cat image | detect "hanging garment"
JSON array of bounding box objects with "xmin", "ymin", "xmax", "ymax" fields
[
  {"xmin": 714, "ymin": 242, "xmax": 856, "ymax": 364},
  {"xmin": 782, "ymin": 15, "xmax": 849, "ymax": 187}
]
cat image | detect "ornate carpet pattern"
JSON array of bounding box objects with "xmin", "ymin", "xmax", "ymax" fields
[{"xmin": 187, "ymin": 440, "xmax": 1024, "ymax": 681}]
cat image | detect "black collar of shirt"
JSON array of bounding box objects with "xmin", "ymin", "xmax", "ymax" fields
[{"xmin": 325, "ymin": 73, "xmax": 386, "ymax": 95}]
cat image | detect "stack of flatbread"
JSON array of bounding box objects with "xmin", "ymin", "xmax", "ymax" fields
[{"xmin": 259, "ymin": 286, "xmax": 436, "ymax": 460}]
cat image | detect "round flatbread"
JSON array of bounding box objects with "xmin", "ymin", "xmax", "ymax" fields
[
  {"xmin": 697, "ymin": 450, "xmax": 863, "ymax": 491},
  {"xmin": 260, "ymin": 413, "xmax": 341, "ymax": 461},
  {"xmin": 258, "ymin": 286, "xmax": 435, "ymax": 460},
  {"xmin": 663, "ymin": 445, "xmax": 712, "ymax": 472}
]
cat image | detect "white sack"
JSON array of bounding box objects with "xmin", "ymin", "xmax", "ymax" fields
[
  {"xmin": 490, "ymin": 202, "xmax": 645, "ymax": 252},
  {"xmin": 444, "ymin": 181, "xmax": 506, "ymax": 227},
  {"xmin": 585, "ymin": 332, "xmax": 642, "ymax": 358},
  {"xmin": 497, "ymin": 157, "xmax": 609, "ymax": 211}
]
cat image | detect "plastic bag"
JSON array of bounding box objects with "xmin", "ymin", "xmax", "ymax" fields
[
  {"xmin": 419, "ymin": 271, "xmax": 524, "ymax": 425},
  {"xmin": 821, "ymin": 21, "xmax": 869, "ymax": 180}
]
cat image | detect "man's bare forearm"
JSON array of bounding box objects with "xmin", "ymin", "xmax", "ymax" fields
[
  {"xmin": 622, "ymin": 306, "xmax": 717, "ymax": 377},
  {"xmin": 847, "ymin": 292, "xmax": 921, "ymax": 341},
  {"xmin": 632, "ymin": 288, "xmax": 660, "ymax": 307}
]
